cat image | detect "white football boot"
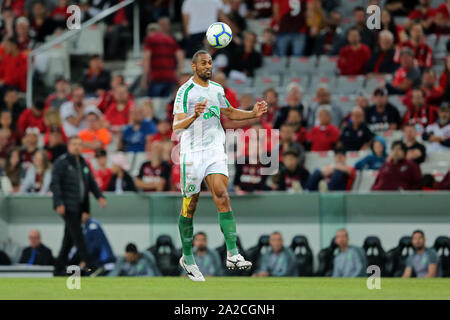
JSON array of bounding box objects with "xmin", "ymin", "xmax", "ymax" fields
[
  {"xmin": 226, "ymin": 253, "xmax": 252, "ymax": 270},
  {"xmin": 179, "ymin": 256, "xmax": 205, "ymax": 282}
]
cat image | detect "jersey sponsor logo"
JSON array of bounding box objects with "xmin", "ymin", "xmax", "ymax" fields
[{"xmin": 203, "ymin": 105, "xmax": 220, "ymax": 119}]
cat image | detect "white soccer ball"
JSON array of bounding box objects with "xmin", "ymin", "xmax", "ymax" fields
[{"xmin": 206, "ymin": 22, "xmax": 233, "ymax": 49}]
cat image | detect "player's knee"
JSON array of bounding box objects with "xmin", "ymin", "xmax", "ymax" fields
[{"xmin": 214, "ymin": 189, "xmax": 230, "ymax": 206}]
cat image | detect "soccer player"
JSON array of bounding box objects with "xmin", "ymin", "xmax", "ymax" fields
[{"xmin": 173, "ymin": 50, "xmax": 268, "ymax": 281}]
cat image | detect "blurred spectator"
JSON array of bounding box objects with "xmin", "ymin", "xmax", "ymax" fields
[
  {"xmin": 105, "ymin": 85, "xmax": 134, "ymax": 131},
  {"xmin": 17, "ymin": 98, "xmax": 46, "ymax": 136},
  {"xmin": 51, "ymin": 0, "xmax": 70, "ymax": 30},
  {"xmin": 422, "ymin": 173, "xmax": 436, "ymax": 191},
  {"xmin": 0, "ymin": 237, "xmax": 22, "ymax": 264},
  {"xmin": 332, "ymin": 229, "xmax": 366, "ymax": 278},
  {"xmin": 386, "ymin": 47, "xmax": 421, "ymax": 95},
  {"xmin": 440, "ymin": 170, "xmax": 450, "ymax": 190},
  {"xmin": 29, "ymin": 1, "xmax": 56, "ymax": 43},
  {"xmin": 404, "ymin": 124, "xmax": 427, "ymax": 164},
  {"xmin": 385, "ymin": 0, "xmax": 419, "ymax": 17},
  {"xmin": 93, "ymin": 149, "xmax": 112, "ymax": 192},
  {"xmin": 0, "ymin": 110, "xmax": 21, "ymax": 147},
  {"xmin": 354, "ymin": 136, "xmax": 387, "ymax": 170},
  {"xmin": 44, "ymin": 125, "xmax": 67, "ymax": 162},
  {"xmin": 81, "ymin": 55, "xmax": 111, "ymax": 97},
  {"xmin": 182, "ymin": 0, "xmax": 232, "ymax": 58},
  {"xmin": 0, "ymin": 7, "xmax": 15, "ymax": 40},
  {"xmin": 272, "ymin": 0, "xmax": 307, "ymax": 57},
  {"xmin": 366, "ymin": 30, "xmax": 397, "ymax": 76},
  {"xmin": 380, "ymin": 9, "xmax": 406, "ymax": 44},
  {"xmin": 339, "ymin": 107, "xmax": 374, "ymax": 151},
  {"xmin": 278, "ymin": 123, "xmax": 305, "ymax": 165},
  {"xmin": 19, "ymin": 149, "xmax": 51, "ymax": 194},
  {"xmin": 404, "ymin": 68, "xmax": 444, "ymax": 108},
  {"xmin": 305, "ymin": 146, "xmax": 355, "ymax": 191},
  {"xmin": 108, "ymin": 243, "xmax": 162, "ymax": 277},
  {"xmin": 285, "ymin": 108, "xmax": 307, "ymax": 145},
  {"xmin": 135, "ymin": 141, "xmax": 171, "ymax": 192},
  {"xmin": 121, "ymin": 105, "xmax": 157, "ymax": 152},
  {"xmin": 402, "ymin": 230, "xmax": 438, "ymax": 278},
  {"xmin": 149, "ymin": 119, "xmax": 172, "ymax": 144},
  {"xmin": 272, "ymin": 149, "xmax": 309, "ymax": 192},
  {"xmin": 18, "ymin": 229, "xmax": 54, "ymax": 266},
  {"xmin": 60, "ymin": 86, "xmax": 100, "ymax": 137},
  {"xmin": 97, "ymin": 74, "xmax": 128, "ymax": 113},
  {"xmin": 372, "ymin": 140, "xmax": 422, "ymax": 190},
  {"xmin": 366, "ymin": 87, "xmax": 401, "ymax": 132},
  {"xmin": 274, "ymin": 83, "xmax": 304, "ymax": 129},
  {"xmin": 103, "ymin": 0, "xmax": 132, "ymax": 61},
  {"xmin": 306, "ymin": 107, "xmax": 340, "ymax": 151},
  {"xmin": 253, "ymin": 232, "xmax": 298, "ymax": 277},
  {"xmin": 306, "ymin": 85, "xmax": 343, "ymax": 129},
  {"xmin": 20, "ymin": 127, "xmax": 39, "ymax": 168},
  {"xmin": 0, "ymin": 88, "xmax": 25, "ymax": 128},
  {"xmin": 227, "ymin": 31, "xmax": 262, "ymax": 78},
  {"xmin": 141, "ymin": 21, "xmax": 184, "ymax": 98},
  {"xmin": 403, "ymin": 87, "xmax": 438, "ymax": 132},
  {"xmin": 226, "ymin": 0, "xmax": 247, "ymax": 37},
  {"xmin": 15, "ymin": 17, "xmax": 32, "ymax": 51},
  {"xmin": 422, "ymin": 103, "xmax": 450, "ymax": 152},
  {"xmin": 4, "ymin": 147, "xmax": 25, "ymax": 193},
  {"xmin": 212, "ymin": 71, "xmax": 239, "ymax": 110},
  {"xmin": 106, "ymin": 152, "xmax": 137, "ymax": 193},
  {"xmin": 78, "ymin": 111, "xmax": 111, "ymax": 154},
  {"xmin": 260, "ymin": 28, "xmax": 275, "ymax": 56},
  {"xmin": 0, "ymin": 129, "xmax": 10, "ymax": 167},
  {"xmin": 140, "ymin": 98, "xmax": 159, "ymax": 123},
  {"xmin": 440, "ymin": 55, "xmax": 450, "ymax": 98},
  {"xmin": 260, "ymin": 88, "xmax": 279, "ymax": 126},
  {"xmin": 435, "ymin": 0, "xmax": 450, "ymax": 34},
  {"xmin": 0, "ymin": 37, "xmax": 28, "ymax": 93},
  {"xmin": 245, "ymin": 0, "xmax": 272, "ymax": 19},
  {"xmin": 82, "ymin": 214, "xmax": 116, "ymax": 273},
  {"xmin": 185, "ymin": 232, "xmax": 223, "ymax": 277},
  {"xmin": 313, "ymin": 10, "xmax": 343, "ymax": 56},
  {"xmin": 44, "ymin": 76, "xmax": 70, "ymax": 111},
  {"xmin": 337, "ymin": 27, "xmax": 371, "ymax": 76},
  {"xmin": 394, "ymin": 23, "xmax": 433, "ymax": 69},
  {"xmin": 405, "ymin": 0, "xmax": 437, "ymax": 33},
  {"xmin": 306, "ymin": 0, "xmax": 325, "ymax": 42}
]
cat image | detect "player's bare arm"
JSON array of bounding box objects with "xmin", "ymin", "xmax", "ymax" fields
[
  {"xmin": 172, "ymin": 100, "xmax": 207, "ymax": 131},
  {"xmin": 221, "ymin": 100, "xmax": 268, "ymax": 120}
]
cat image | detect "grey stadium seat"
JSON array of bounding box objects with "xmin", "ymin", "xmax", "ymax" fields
[
  {"xmin": 288, "ymin": 56, "xmax": 317, "ymax": 75},
  {"xmin": 316, "ymin": 55, "xmax": 338, "ymax": 75},
  {"xmin": 335, "ymin": 76, "xmax": 365, "ymax": 95}
]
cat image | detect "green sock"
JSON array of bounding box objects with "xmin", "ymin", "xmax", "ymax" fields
[
  {"xmin": 178, "ymin": 215, "xmax": 195, "ymax": 265},
  {"xmin": 218, "ymin": 211, "xmax": 239, "ymax": 256}
]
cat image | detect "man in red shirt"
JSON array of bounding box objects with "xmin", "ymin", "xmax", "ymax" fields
[
  {"xmin": 17, "ymin": 99, "xmax": 46, "ymax": 137},
  {"xmin": 403, "ymin": 87, "xmax": 439, "ymax": 132},
  {"xmin": 337, "ymin": 27, "xmax": 371, "ymax": 76},
  {"xmin": 105, "ymin": 85, "xmax": 134, "ymax": 132},
  {"xmin": 406, "ymin": 0, "xmax": 437, "ymax": 33},
  {"xmin": 93, "ymin": 149, "xmax": 112, "ymax": 192},
  {"xmin": 307, "ymin": 108, "xmax": 340, "ymax": 151},
  {"xmin": 141, "ymin": 22, "xmax": 184, "ymax": 97},
  {"xmin": 372, "ymin": 140, "xmax": 422, "ymax": 190},
  {"xmin": 0, "ymin": 37, "xmax": 27, "ymax": 93},
  {"xmin": 394, "ymin": 23, "xmax": 433, "ymax": 69}
]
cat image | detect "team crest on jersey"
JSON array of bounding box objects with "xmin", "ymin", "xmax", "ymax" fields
[{"xmin": 186, "ymin": 184, "xmax": 196, "ymax": 193}]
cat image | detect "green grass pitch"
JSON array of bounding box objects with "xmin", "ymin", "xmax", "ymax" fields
[{"xmin": 1, "ymin": 277, "xmax": 449, "ymax": 300}]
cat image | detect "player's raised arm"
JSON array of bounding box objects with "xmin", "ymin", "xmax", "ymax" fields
[
  {"xmin": 221, "ymin": 100, "xmax": 268, "ymax": 120},
  {"xmin": 172, "ymin": 100, "xmax": 207, "ymax": 131}
]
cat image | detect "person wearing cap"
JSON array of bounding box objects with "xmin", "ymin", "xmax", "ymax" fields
[
  {"xmin": 272, "ymin": 149, "xmax": 309, "ymax": 192},
  {"xmin": 106, "ymin": 152, "xmax": 137, "ymax": 193},
  {"xmin": 422, "ymin": 103, "xmax": 450, "ymax": 152},
  {"xmin": 108, "ymin": 243, "xmax": 161, "ymax": 277},
  {"xmin": 365, "ymin": 87, "xmax": 401, "ymax": 132},
  {"xmin": 78, "ymin": 111, "xmax": 111, "ymax": 154},
  {"xmin": 17, "ymin": 98, "xmax": 46, "ymax": 137},
  {"xmin": 305, "ymin": 146, "xmax": 355, "ymax": 191},
  {"xmin": 93, "ymin": 149, "xmax": 112, "ymax": 192},
  {"xmin": 372, "ymin": 140, "xmax": 422, "ymax": 191},
  {"xmin": 386, "ymin": 47, "xmax": 421, "ymax": 94},
  {"xmin": 44, "ymin": 76, "xmax": 71, "ymax": 111}
]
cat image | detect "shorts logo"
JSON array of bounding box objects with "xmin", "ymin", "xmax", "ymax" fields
[{"xmin": 186, "ymin": 184, "xmax": 196, "ymax": 193}]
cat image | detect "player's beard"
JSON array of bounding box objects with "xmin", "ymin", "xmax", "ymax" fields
[{"xmin": 197, "ymin": 70, "xmax": 212, "ymax": 81}]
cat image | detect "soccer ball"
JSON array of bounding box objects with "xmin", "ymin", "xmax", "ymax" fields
[{"xmin": 206, "ymin": 22, "xmax": 232, "ymax": 49}]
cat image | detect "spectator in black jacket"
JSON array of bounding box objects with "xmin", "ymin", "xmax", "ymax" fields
[
  {"xmin": 227, "ymin": 31, "xmax": 262, "ymax": 78},
  {"xmin": 50, "ymin": 136, "xmax": 107, "ymax": 274},
  {"xmin": 366, "ymin": 30, "xmax": 398, "ymax": 76},
  {"xmin": 272, "ymin": 150, "xmax": 309, "ymax": 191},
  {"xmin": 81, "ymin": 55, "xmax": 111, "ymax": 97},
  {"xmin": 106, "ymin": 153, "xmax": 137, "ymax": 193},
  {"xmin": 19, "ymin": 229, "xmax": 54, "ymax": 266}
]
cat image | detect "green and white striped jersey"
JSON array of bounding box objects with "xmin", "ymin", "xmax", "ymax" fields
[{"xmin": 173, "ymin": 77, "xmax": 230, "ymax": 154}]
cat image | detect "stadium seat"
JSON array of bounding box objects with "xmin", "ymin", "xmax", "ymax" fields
[
  {"xmin": 346, "ymin": 150, "xmax": 370, "ymax": 167},
  {"xmin": 252, "ymin": 75, "xmax": 282, "ymax": 96},
  {"xmin": 304, "ymin": 151, "xmax": 334, "ymax": 173},
  {"xmin": 316, "ymin": 55, "xmax": 338, "ymax": 75},
  {"xmin": 309, "ymin": 75, "xmax": 338, "ymax": 94},
  {"xmin": 290, "ymin": 235, "xmax": 313, "ymax": 276},
  {"xmin": 364, "ymin": 76, "xmax": 386, "ymax": 94},
  {"xmin": 70, "ymin": 23, "xmax": 105, "ymax": 55},
  {"xmin": 351, "ymin": 170, "xmax": 378, "ymax": 192},
  {"xmin": 148, "ymin": 235, "xmax": 180, "ymax": 276},
  {"xmin": 216, "ymin": 236, "xmax": 247, "ymax": 276},
  {"xmin": 288, "ymin": 56, "xmax": 317, "ymax": 75},
  {"xmin": 335, "ymin": 76, "xmax": 365, "ymax": 95},
  {"xmin": 433, "ymin": 236, "xmax": 450, "ymax": 277},
  {"xmin": 362, "ymin": 236, "xmax": 387, "ymax": 276},
  {"xmin": 385, "ymin": 236, "xmax": 414, "ymax": 277},
  {"xmin": 381, "ymin": 130, "xmax": 404, "ymax": 152},
  {"xmin": 315, "ymin": 237, "xmax": 337, "ymax": 277},
  {"xmin": 283, "ymin": 72, "xmax": 310, "ymax": 91},
  {"xmin": 131, "ymin": 152, "xmax": 147, "ymax": 176},
  {"xmin": 245, "ymin": 235, "xmax": 270, "ymax": 275},
  {"xmin": 260, "ymin": 56, "xmax": 288, "ymax": 75}
]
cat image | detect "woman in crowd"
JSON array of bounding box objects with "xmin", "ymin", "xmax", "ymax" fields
[
  {"xmin": 106, "ymin": 153, "xmax": 137, "ymax": 193},
  {"xmin": 19, "ymin": 149, "xmax": 52, "ymax": 194}
]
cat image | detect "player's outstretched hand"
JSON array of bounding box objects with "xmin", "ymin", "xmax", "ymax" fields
[
  {"xmin": 194, "ymin": 100, "xmax": 207, "ymax": 118},
  {"xmin": 253, "ymin": 101, "xmax": 268, "ymax": 117}
]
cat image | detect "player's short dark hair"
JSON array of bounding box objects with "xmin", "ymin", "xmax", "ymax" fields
[
  {"xmin": 192, "ymin": 50, "xmax": 210, "ymax": 64},
  {"xmin": 412, "ymin": 230, "xmax": 425, "ymax": 237},
  {"xmin": 334, "ymin": 146, "xmax": 346, "ymax": 156},
  {"xmin": 391, "ymin": 140, "xmax": 407, "ymax": 153},
  {"xmin": 125, "ymin": 243, "xmax": 138, "ymax": 253}
]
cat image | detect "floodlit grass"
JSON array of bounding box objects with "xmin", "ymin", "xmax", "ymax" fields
[{"xmin": 1, "ymin": 277, "xmax": 449, "ymax": 300}]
